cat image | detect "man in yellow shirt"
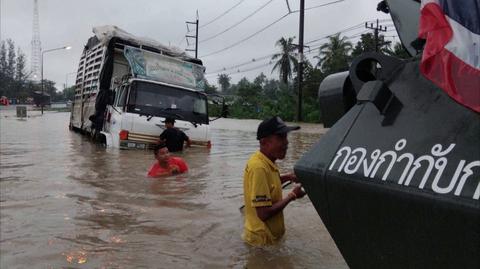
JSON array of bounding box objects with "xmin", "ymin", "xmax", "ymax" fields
[{"xmin": 242, "ymin": 116, "xmax": 306, "ymax": 246}]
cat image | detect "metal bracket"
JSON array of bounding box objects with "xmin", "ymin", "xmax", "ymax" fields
[{"xmin": 357, "ymin": 80, "xmax": 402, "ymax": 126}]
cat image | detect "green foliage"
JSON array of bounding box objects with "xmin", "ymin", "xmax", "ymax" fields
[
  {"xmin": 351, "ymin": 33, "xmax": 391, "ymax": 57},
  {"xmin": 217, "ymin": 73, "xmax": 231, "ymax": 93},
  {"xmin": 385, "ymin": 42, "xmax": 411, "ymax": 59},
  {"xmin": 0, "ymin": 39, "xmax": 61, "ymax": 103},
  {"xmin": 208, "ymin": 102, "xmax": 223, "ymax": 117},
  {"xmin": 271, "ymin": 37, "xmax": 298, "ymax": 84},
  {"xmin": 221, "ymin": 74, "xmax": 320, "ymax": 123},
  {"xmin": 315, "ymin": 33, "xmax": 352, "ymax": 74},
  {"xmin": 214, "ymin": 33, "xmax": 412, "ymax": 124},
  {"xmin": 61, "ymin": 86, "xmax": 76, "ymax": 101},
  {"xmin": 204, "ymin": 80, "xmax": 218, "ymax": 94},
  {"xmin": 15, "ymin": 48, "xmax": 27, "ymax": 81}
]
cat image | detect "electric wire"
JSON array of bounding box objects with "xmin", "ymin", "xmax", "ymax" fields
[
  {"xmin": 207, "ymin": 29, "xmax": 398, "ymax": 78},
  {"xmin": 205, "ymin": 21, "xmax": 387, "ymax": 75},
  {"xmin": 200, "ymin": 0, "xmax": 344, "ymax": 58},
  {"xmin": 200, "ymin": 12, "xmax": 290, "ymax": 58},
  {"xmin": 199, "ymin": 0, "xmax": 246, "ymax": 30},
  {"xmin": 179, "ymin": 0, "xmax": 249, "ymax": 47},
  {"xmin": 199, "ymin": 0, "xmax": 276, "ymax": 43},
  {"xmin": 292, "ymin": 0, "xmax": 344, "ymax": 12},
  {"xmin": 208, "ymin": 54, "xmax": 275, "ymax": 74}
]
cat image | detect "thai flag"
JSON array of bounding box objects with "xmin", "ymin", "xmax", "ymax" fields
[{"xmin": 419, "ymin": 0, "xmax": 480, "ymax": 113}]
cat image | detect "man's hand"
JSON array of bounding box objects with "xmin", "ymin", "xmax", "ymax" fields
[
  {"xmin": 170, "ymin": 165, "xmax": 180, "ymax": 174},
  {"xmin": 291, "ymin": 185, "xmax": 306, "ymax": 199},
  {"xmin": 280, "ymin": 172, "xmax": 298, "ymax": 183}
]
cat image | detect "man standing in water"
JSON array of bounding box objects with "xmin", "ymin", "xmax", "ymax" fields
[
  {"xmin": 159, "ymin": 117, "xmax": 191, "ymax": 152},
  {"xmin": 242, "ymin": 116, "xmax": 306, "ymax": 246},
  {"xmin": 148, "ymin": 143, "xmax": 188, "ymax": 177}
]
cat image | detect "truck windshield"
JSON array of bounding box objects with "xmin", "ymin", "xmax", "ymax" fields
[{"xmin": 126, "ymin": 80, "xmax": 208, "ymax": 124}]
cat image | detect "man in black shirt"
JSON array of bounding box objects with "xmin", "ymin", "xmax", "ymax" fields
[{"xmin": 159, "ymin": 117, "xmax": 191, "ymax": 152}]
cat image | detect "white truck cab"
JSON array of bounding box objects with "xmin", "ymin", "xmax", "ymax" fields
[{"xmin": 103, "ymin": 78, "xmax": 210, "ymax": 149}]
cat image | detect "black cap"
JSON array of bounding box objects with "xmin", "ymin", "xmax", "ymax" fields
[
  {"xmin": 162, "ymin": 117, "xmax": 175, "ymax": 123},
  {"xmin": 257, "ymin": 116, "xmax": 300, "ymax": 140}
]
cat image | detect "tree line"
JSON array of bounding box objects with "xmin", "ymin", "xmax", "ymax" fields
[
  {"xmin": 0, "ymin": 39, "xmax": 72, "ymax": 104},
  {"xmin": 207, "ymin": 32, "xmax": 410, "ymax": 123}
]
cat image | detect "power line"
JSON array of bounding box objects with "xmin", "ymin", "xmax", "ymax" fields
[
  {"xmin": 305, "ymin": 18, "xmax": 391, "ymax": 45},
  {"xmin": 304, "ymin": 30, "xmax": 369, "ymax": 53},
  {"xmin": 293, "ymin": 0, "xmax": 344, "ymax": 12},
  {"xmin": 206, "ymin": 31, "xmax": 399, "ymax": 80},
  {"xmin": 213, "ymin": 33, "xmax": 366, "ymax": 77},
  {"xmin": 200, "ymin": 12, "xmax": 290, "ymax": 58},
  {"xmin": 207, "ymin": 54, "xmax": 275, "ymax": 74},
  {"xmin": 205, "ymin": 60, "xmax": 276, "ymax": 78},
  {"xmin": 305, "ymin": 23, "xmax": 364, "ymax": 45},
  {"xmin": 200, "ymin": 0, "xmax": 345, "ymax": 58},
  {"xmin": 206, "ymin": 32, "xmax": 399, "ymax": 79},
  {"xmin": 199, "ymin": 0, "xmax": 245, "ymax": 30},
  {"xmin": 237, "ymin": 61, "xmax": 275, "ymax": 74},
  {"xmin": 206, "ymin": 21, "xmax": 381, "ymax": 75},
  {"xmin": 199, "ymin": 0, "xmax": 276, "ymax": 43}
]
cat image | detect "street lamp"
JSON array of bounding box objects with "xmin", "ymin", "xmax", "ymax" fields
[{"xmin": 41, "ymin": 45, "xmax": 71, "ymax": 114}]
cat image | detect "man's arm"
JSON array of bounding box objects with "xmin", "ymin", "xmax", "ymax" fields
[
  {"xmin": 255, "ymin": 185, "xmax": 306, "ymax": 221},
  {"xmin": 255, "ymin": 194, "xmax": 295, "ymax": 221}
]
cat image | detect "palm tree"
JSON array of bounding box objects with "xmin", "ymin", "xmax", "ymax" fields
[
  {"xmin": 351, "ymin": 33, "xmax": 391, "ymax": 58},
  {"xmin": 217, "ymin": 73, "xmax": 231, "ymax": 92},
  {"xmin": 385, "ymin": 42, "xmax": 411, "ymax": 59},
  {"xmin": 271, "ymin": 37, "xmax": 298, "ymax": 84},
  {"xmin": 315, "ymin": 33, "xmax": 352, "ymax": 74}
]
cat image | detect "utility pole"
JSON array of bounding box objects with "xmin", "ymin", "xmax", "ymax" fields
[
  {"xmin": 365, "ymin": 19, "xmax": 387, "ymax": 52},
  {"xmin": 186, "ymin": 11, "xmax": 199, "ymax": 58},
  {"xmin": 296, "ymin": 0, "xmax": 305, "ymax": 122}
]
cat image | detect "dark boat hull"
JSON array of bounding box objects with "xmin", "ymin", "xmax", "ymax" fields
[{"xmin": 295, "ymin": 55, "xmax": 480, "ymax": 268}]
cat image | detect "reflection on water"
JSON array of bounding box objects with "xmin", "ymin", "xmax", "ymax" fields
[{"xmin": 0, "ymin": 109, "xmax": 346, "ymax": 268}]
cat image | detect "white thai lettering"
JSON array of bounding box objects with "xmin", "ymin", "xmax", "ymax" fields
[{"xmin": 327, "ymin": 139, "xmax": 479, "ymax": 200}]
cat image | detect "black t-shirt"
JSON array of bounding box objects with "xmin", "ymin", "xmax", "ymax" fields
[{"xmin": 160, "ymin": 128, "xmax": 189, "ymax": 152}]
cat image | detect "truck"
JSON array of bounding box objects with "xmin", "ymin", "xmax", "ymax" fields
[{"xmin": 70, "ymin": 25, "xmax": 222, "ymax": 149}]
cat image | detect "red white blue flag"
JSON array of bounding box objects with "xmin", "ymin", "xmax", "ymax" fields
[{"xmin": 419, "ymin": 0, "xmax": 480, "ymax": 113}]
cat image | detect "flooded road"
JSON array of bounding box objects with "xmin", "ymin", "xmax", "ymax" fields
[{"xmin": 0, "ymin": 108, "xmax": 347, "ymax": 268}]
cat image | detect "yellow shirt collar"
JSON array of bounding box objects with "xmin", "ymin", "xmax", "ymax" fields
[{"xmin": 255, "ymin": 150, "xmax": 279, "ymax": 172}]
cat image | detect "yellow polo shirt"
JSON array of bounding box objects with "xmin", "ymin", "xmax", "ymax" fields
[{"xmin": 242, "ymin": 150, "xmax": 285, "ymax": 246}]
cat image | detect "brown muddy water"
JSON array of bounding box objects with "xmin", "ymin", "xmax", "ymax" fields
[{"xmin": 0, "ymin": 107, "xmax": 347, "ymax": 269}]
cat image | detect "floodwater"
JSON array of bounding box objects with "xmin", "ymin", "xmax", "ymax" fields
[{"xmin": 0, "ymin": 107, "xmax": 347, "ymax": 269}]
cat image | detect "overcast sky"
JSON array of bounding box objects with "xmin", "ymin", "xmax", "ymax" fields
[{"xmin": 2, "ymin": 0, "xmax": 393, "ymax": 90}]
